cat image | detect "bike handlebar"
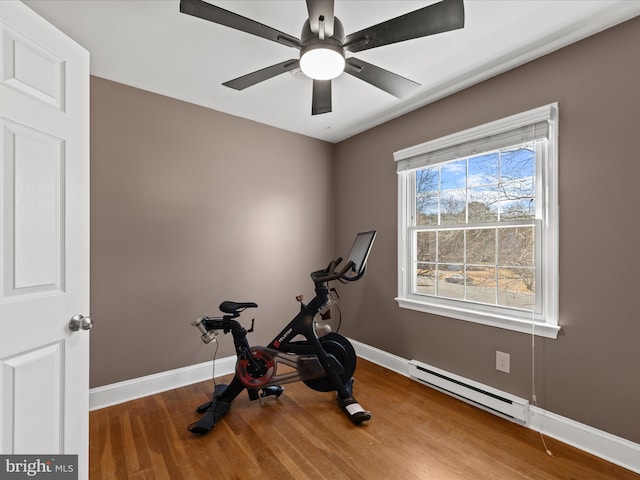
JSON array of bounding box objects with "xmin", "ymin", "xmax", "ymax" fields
[{"xmin": 310, "ymin": 256, "xmax": 359, "ymax": 284}]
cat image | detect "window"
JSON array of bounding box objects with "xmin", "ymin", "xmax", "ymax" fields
[{"xmin": 395, "ymin": 104, "xmax": 559, "ymax": 338}]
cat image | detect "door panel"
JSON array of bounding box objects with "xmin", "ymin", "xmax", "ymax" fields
[
  {"xmin": 2, "ymin": 119, "xmax": 64, "ymax": 297},
  {"xmin": 1, "ymin": 342, "xmax": 63, "ymax": 453},
  {"xmin": 1, "ymin": 21, "xmax": 64, "ymax": 109}
]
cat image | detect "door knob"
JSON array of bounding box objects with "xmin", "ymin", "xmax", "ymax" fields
[{"xmin": 69, "ymin": 314, "xmax": 92, "ymax": 331}]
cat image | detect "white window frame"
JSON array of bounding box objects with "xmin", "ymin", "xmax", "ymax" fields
[{"xmin": 395, "ymin": 104, "xmax": 560, "ymax": 339}]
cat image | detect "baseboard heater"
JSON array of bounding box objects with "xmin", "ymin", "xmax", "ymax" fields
[{"xmin": 408, "ymin": 359, "xmax": 530, "ymax": 424}]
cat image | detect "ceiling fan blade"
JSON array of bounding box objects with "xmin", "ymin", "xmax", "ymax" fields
[
  {"xmin": 312, "ymin": 80, "xmax": 332, "ymax": 115},
  {"xmin": 180, "ymin": 0, "xmax": 301, "ymax": 49},
  {"xmin": 344, "ymin": 0, "xmax": 464, "ymax": 53},
  {"xmin": 223, "ymin": 60, "xmax": 300, "ymax": 90},
  {"xmin": 345, "ymin": 57, "xmax": 420, "ymax": 99},
  {"xmin": 306, "ymin": 0, "xmax": 335, "ymax": 38}
]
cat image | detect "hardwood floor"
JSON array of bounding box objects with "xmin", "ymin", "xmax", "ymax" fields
[{"xmin": 89, "ymin": 359, "xmax": 638, "ymax": 480}]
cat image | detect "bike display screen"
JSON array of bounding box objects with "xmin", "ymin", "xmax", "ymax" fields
[{"xmin": 347, "ymin": 230, "xmax": 377, "ymax": 275}]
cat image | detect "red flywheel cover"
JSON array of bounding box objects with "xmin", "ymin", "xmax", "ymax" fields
[{"xmin": 236, "ymin": 347, "xmax": 276, "ymax": 388}]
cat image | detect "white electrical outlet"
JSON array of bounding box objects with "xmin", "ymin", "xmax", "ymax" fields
[{"xmin": 496, "ymin": 351, "xmax": 510, "ymax": 373}]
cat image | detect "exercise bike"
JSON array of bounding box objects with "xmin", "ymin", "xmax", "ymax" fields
[{"xmin": 188, "ymin": 230, "xmax": 376, "ymax": 434}]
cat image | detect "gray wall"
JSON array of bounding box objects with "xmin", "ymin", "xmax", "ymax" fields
[
  {"xmin": 334, "ymin": 17, "xmax": 640, "ymax": 444},
  {"xmin": 89, "ymin": 17, "xmax": 640, "ymax": 446},
  {"xmin": 90, "ymin": 77, "xmax": 334, "ymax": 387}
]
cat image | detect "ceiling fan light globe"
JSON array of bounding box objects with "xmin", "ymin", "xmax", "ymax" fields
[{"xmin": 300, "ymin": 47, "xmax": 345, "ymax": 80}]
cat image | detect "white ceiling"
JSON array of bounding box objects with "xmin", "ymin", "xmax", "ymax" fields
[{"xmin": 23, "ymin": 0, "xmax": 640, "ymax": 143}]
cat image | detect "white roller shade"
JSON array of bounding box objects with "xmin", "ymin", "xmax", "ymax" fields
[{"xmin": 395, "ymin": 104, "xmax": 557, "ymax": 173}]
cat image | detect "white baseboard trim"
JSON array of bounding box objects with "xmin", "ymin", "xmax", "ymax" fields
[
  {"xmin": 352, "ymin": 340, "xmax": 640, "ymax": 475},
  {"xmin": 529, "ymin": 406, "xmax": 640, "ymax": 474},
  {"xmin": 89, "ymin": 340, "xmax": 640, "ymax": 474},
  {"xmin": 89, "ymin": 355, "xmax": 236, "ymax": 411},
  {"xmin": 349, "ymin": 338, "xmax": 410, "ymax": 377}
]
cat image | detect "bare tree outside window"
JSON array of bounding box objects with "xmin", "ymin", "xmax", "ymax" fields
[{"xmin": 412, "ymin": 143, "xmax": 536, "ymax": 311}]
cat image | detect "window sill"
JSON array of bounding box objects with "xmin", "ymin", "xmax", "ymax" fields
[{"xmin": 395, "ymin": 297, "xmax": 561, "ymax": 339}]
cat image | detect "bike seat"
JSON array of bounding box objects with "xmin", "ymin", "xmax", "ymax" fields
[{"xmin": 219, "ymin": 301, "xmax": 258, "ymax": 315}]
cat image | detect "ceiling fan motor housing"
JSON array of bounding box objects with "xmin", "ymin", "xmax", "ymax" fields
[{"xmin": 299, "ymin": 17, "xmax": 346, "ymax": 80}]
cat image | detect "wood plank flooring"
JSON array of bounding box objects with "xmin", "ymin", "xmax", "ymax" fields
[{"xmin": 89, "ymin": 359, "xmax": 639, "ymax": 480}]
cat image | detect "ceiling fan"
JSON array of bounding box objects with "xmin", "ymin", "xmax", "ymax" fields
[{"xmin": 180, "ymin": 0, "xmax": 465, "ymax": 115}]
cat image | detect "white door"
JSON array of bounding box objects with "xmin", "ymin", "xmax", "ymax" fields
[{"xmin": 0, "ymin": 1, "xmax": 90, "ymax": 478}]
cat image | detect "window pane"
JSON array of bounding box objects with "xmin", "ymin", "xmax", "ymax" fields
[
  {"xmin": 417, "ymin": 167, "xmax": 439, "ymax": 194},
  {"xmin": 497, "ymin": 267, "xmax": 535, "ymax": 309},
  {"xmin": 501, "ymin": 145, "xmax": 535, "ymax": 181},
  {"xmin": 466, "ymin": 228, "xmax": 496, "ymax": 264},
  {"xmin": 440, "ymin": 160, "xmax": 466, "ymax": 190},
  {"xmin": 500, "ymin": 198, "xmax": 535, "ymax": 221},
  {"xmin": 498, "ymin": 227, "xmax": 534, "ymax": 266},
  {"xmin": 438, "ymin": 266, "xmax": 465, "ymax": 300},
  {"xmin": 438, "ymin": 230, "xmax": 464, "ymax": 263},
  {"xmin": 468, "ymin": 186, "xmax": 499, "ymax": 223},
  {"xmin": 441, "ymin": 189, "xmax": 466, "ymax": 224},
  {"xmin": 468, "ymin": 152, "xmax": 498, "ymax": 187},
  {"xmin": 416, "ymin": 231, "xmax": 436, "ymax": 262},
  {"xmin": 415, "ymin": 262, "xmax": 435, "ymax": 295},
  {"xmin": 416, "ymin": 167, "xmax": 439, "ymax": 225},
  {"xmin": 466, "ymin": 266, "xmax": 496, "ymax": 305},
  {"xmin": 416, "ymin": 197, "xmax": 439, "ymax": 225},
  {"xmin": 500, "ymin": 178, "xmax": 535, "ymax": 221}
]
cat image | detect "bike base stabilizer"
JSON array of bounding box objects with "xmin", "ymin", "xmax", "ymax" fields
[{"xmin": 337, "ymin": 395, "xmax": 371, "ymax": 425}]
